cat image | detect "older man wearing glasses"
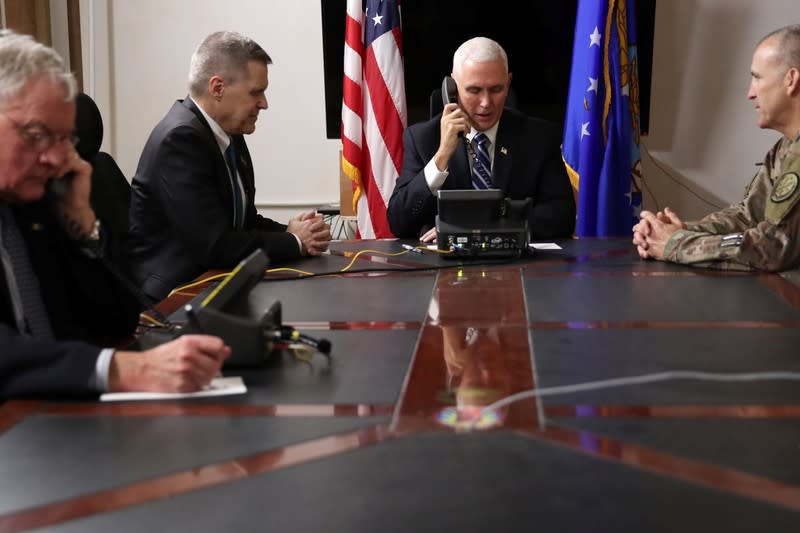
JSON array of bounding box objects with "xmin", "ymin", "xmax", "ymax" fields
[{"xmin": 0, "ymin": 30, "xmax": 230, "ymax": 398}]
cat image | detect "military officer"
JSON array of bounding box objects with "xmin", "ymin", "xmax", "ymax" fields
[{"xmin": 632, "ymin": 24, "xmax": 800, "ymax": 272}]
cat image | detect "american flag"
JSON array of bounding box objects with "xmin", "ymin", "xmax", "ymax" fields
[{"xmin": 341, "ymin": 0, "xmax": 407, "ymax": 239}]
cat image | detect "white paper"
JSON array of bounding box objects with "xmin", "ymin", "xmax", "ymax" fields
[
  {"xmin": 100, "ymin": 376, "xmax": 247, "ymax": 402},
  {"xmin": 530, "ymin": 243, "xmax": 562, "ymax": 250}
]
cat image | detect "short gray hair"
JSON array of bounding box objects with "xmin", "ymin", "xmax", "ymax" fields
[
  {"xmin": 759, "ymin": 25, "xmax": 800, "ymax": 69},
  {"xmin": 188, "ymin": 31, "xmax": 272, "ymax": 97},
  {"xmin": 0, "ymin": 29, "xmax": 76, "ymax": 108},
  {"xmin": 452, "ymin": 37, "xmax": 508, "ymax": 77}
]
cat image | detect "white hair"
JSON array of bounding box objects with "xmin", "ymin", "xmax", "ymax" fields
[
  {"xmin": 188, "ymin": 31, "xmax": 272, "ymax": 97},
  {"xmin": 452, "ymin": 37, "xmax": 509, "ymax": 76},
  {"xmin": 0, "ymin": 29, "xmax": 76, "ymax": 108}
]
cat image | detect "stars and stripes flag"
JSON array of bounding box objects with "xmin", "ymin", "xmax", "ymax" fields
[
  {"xmin": 341, "ymin": 0, "xmax": 407, "ymax": 239},
  {"xmin": 562, "ymin": 0, "xmax": 642, "ymax": 237}
]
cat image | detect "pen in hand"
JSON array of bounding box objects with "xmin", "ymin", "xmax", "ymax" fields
[{"xmin": 184, "ymin": 304, "xmax": 224, "ymax": 379}]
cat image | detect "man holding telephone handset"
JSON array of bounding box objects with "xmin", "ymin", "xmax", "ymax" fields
[
  {"xmin": 0, "ymin": 30, "xmax": 230, "ymax": 398},
  {"xmin": 387, "ymin": 37, "xmax": 575, "ymax": 242}
]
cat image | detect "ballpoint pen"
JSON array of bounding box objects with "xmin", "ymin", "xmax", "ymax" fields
[{"xmin": 401, "ymin": 243, "xmax": 424, "ymax": 254}]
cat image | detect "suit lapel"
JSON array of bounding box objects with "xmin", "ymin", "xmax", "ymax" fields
[
  {"xmin": 446, "ymin": 113, "xmax": 517, "ymax": 192},
  {"xmin": 181, "ymin": 99, "xmax": 230, "ymax": 189},
  {"xmin": 181, "ymin": 98, "xmax": 246, "ymax": 223},
  {"xmin": 493, "ymin": 113, "xmax": 516, "ymax": 193},
  {"xmin": 233, "ymin": 136, "xmax": 255, "ymax": 199}
]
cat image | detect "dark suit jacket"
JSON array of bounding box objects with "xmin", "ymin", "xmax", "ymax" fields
[
  {"xmin": 387, "ymin": 108, "xmax": 576, "ymax": 239},
  {"xmin": 0, "ymin": 201, "xmax": 140, "ymax": 399},
  {"xmin": 128, "ymin": 98, "xmax": 301, "ymax": 301}
]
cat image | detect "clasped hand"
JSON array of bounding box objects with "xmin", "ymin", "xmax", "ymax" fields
[
  {"xmin": 288, "ymin": 211, "xmax": 331, "ymax": 256},
  {"xmin": 632, "ymin": 207, "xmax": 686, "ymax": 260}
]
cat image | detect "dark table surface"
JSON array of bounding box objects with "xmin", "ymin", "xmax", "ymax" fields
[{"xmin": 1, "ymin": 238, "xmax": 799, "ymax": 532}]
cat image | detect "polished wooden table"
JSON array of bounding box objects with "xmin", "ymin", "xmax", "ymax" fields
[{"xmin": 1, "ymin": 238, "xmax": 799, "ymax": 531}]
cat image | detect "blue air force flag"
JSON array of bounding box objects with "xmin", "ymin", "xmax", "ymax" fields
[{"xmin": 562, "ymin": 0, "xmax": 642, "ymax": 237}]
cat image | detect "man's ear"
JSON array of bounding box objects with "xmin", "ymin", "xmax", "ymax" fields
[
  {"xmin": 209, "ymin": 75, "xmax": 225, "ymax": 100},
  {"xmin": 786, "ymin": 67, "xmax": 800, "ymax": 96}
]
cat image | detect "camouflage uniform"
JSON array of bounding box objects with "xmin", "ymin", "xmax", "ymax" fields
[{"xmin": 663, "ymin": 132, "xmax": 800, "ymax": 272}]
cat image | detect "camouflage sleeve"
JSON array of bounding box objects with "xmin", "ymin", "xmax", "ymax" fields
[
  {"xmin": 684, "ymin": 167, "xmax": 767, "ymax": 235},
  {"xmin": 662, "ymin": 221, "xmax": 800, "ymax": 272},
  {"xmin": 684, "ymin": 207, "xmax": 754, "ymax": 235},
  {"xmin": 663, "ymin": 147, "xmax": 800, "ymax": 271}
]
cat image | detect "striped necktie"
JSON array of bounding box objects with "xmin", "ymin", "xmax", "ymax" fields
[
  {"xmin": 471, "ymin": 132, "xmax": 494, "ymax": 189},
  {"xmin": 225, "ymin": 143, "xmax": 244, "ymax": 229},
  {"xmin": 0, "ymin": 204, "xmax": 53, "ymax": 337}
]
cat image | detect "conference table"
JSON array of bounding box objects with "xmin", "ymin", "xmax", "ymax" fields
[{"xmin": 1, "ymin": 238, "xmax": 799, "ymax": 531}]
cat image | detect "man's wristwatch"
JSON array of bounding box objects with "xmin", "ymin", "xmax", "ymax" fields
[
  {"xmin": 81, "ymin": 218, "xmax": 105, "ymax": 259},
  {"xmin": 87, "ymin": 219, "xmax": 102, "ymax": 241}
]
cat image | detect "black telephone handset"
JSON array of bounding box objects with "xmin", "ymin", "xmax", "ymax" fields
[
  {"xmin": 441, "ymin": 76, "xmax": 458, "ymax": 106},
  {"xmin": 442, "ymin": 75, "xmax": 471, "ymax": 159},
  {"xmin": 442, "ymin": 76, "xmax": 467, "ymax": 143},
  {"xmin": 44, "ymin": 173, "xmax": 74, "ymax": 203}
]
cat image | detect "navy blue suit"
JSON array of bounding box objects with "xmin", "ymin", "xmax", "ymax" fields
[
  {"xmin": 128, "ymin": 98, "xmax": 301, "ymax": 302},
  {"xmin": 387, "ymin": 108, "xmax": 575, "ymax": 239},
  {"xmin": 0, "ymin": 201, "xmax": 140, "ymax": 399}
]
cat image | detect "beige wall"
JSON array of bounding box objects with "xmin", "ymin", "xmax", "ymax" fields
[
  {"xmin": 644, "ymin": 0, "xmax": 798, "ymax": 219},
  {"xmin": 79, "ymin": 0, "xmax": 341, "ymax": 223},
  {"xmin": 72, "ymin": 0, "xmax": 799, "ymax": 223}
]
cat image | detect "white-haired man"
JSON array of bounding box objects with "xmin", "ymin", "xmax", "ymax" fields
[
  {"xmin": 387, "ymin": 36, "xmax": 575, "ymax": 241},
  {"xmin": 0, "ymin": 30, "xmax": 230, "ymax": 398}
]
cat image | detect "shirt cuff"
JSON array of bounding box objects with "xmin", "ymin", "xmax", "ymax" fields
[
  {"xmin": 92, "ymin": 348, "xmax": 115, "ymax": 392},
  {"xmin": 424, "ymin": 159, "xmax": 449, "ymax": 193},
  {"xmin": 289, "ymin": 232, "xmax": 303, "ymax": 254}
]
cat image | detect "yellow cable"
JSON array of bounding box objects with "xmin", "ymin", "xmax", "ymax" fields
[
  {"xmin": 167, "ymin": 246, "xmax": 444, "ymax": 301},
  {"xmin": 168, "ymin": 272, "xmax": 231, "ymax": 297},
  {"xmin": 423, "ymin": 246, "xmax": 454, "ymax": 254},
  {"xmin": 139, "ymin": 313, "xmax": 166, "ymax": 328},
  {"xmin": 168, "ymin": 266, "xmax": 312, "ymax": 300},
  {"xmin": 266, "ymin": 267, "xmax": 315, "ymax": 276},
  {"xmin": 340, "ymin": 248, "xmax": 410, "ymax": 272}
]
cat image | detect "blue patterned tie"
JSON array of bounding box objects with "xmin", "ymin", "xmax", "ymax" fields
[
  {"xmin": 471, "ymin": 132, "xmax": 494, "ymax": 189},
  {"xmin": 0, "ymin": 204, "xmax": 53, "ymax": 338},
  {"xmin": 225, "ymin": 143, "xmax": 244, "ymax": 229}
]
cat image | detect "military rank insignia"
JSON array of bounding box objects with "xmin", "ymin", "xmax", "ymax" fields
[{"xmin": 720, "ymin": 232, "xmax": 744, "ymax": 248}]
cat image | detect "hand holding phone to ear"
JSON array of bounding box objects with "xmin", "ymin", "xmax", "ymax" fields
[
  {"xmin": 49, "ymin": 149, "xmax": 96, "ymax": 239},
  {"xmin": 434, "ymin": 76, "xmax": 469, "ymax": 172}
]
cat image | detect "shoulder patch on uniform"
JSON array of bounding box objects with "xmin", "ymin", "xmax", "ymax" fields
[
  {"xmin": 766, "ymin": 171, "xmax": 800, "ymax": 223},
  {"xmin": 771, "ymin": 171, "xmax": 799, "ymax": 202}
]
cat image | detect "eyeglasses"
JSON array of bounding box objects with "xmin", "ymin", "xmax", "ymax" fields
[{"xmin": 0, "ymin": 112, "xmax": 79, "ymax": 152}]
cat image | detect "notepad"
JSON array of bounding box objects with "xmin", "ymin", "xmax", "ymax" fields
[
  {"xmin": 100, "ymin": 376, "xmax": 247, "ymax": 402},
  {"xmin": 529, "ymin": 243, "xmax": 562, "ymax": 250}
]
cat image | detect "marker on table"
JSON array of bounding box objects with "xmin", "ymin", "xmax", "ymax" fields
[{"xmin": 401, "ymin": 244, "xmax": 424, "ymax": 254}]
